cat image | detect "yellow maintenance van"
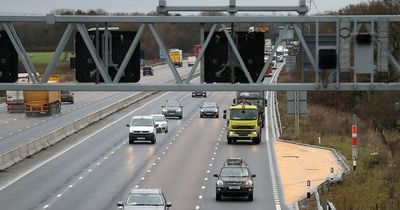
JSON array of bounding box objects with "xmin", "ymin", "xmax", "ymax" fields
[
  {"xmin": 24, "ymin": 75, "xmax": 61, "ymax": 116},
  {"xmin": 168, "ymin": 49, "xmax": 183, "ymax": 67},
  {"xmin": 223, "ymin": 101, "xmax": 262, "ymax": 144}
]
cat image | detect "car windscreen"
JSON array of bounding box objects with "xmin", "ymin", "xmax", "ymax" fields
[
  {"xmin": 220, "ymin": 167, "xmax": 249, "ymax": 177},
  {"xmin": 203, "ymin": 102, "xmax": 216, "ymax": 108},
  {"xmin": 130, "ymin": 118, "xmax": 153, "ymax": 126},
  {"xmin": 126, "ymin": 194, "xmax": 163, "ymax": 206},
  {"xmin": 152, "ymin": 116, "xmax": 165, "ymax": 122},
  {"xmin": 165, "ymin": 101, "xmax": 180, "ymax": 107},
  {"xmin": 230, "ymin": 109, "xmax": 258, "ymax": 120}
]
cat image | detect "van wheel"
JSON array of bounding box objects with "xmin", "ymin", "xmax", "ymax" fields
[{"xmin": 151, "ymin": 138, "xmax": 156, "ymax": 144}]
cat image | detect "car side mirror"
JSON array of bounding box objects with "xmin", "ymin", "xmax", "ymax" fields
[
  {"xmin": 232, "ymin": 99, "xmax": 236, "ymax": 104},
  {"xmin": 213, "ymin": 174, "xmax": 219, "ymax": 178},
  {"xmin": 223, "ymin": 114, "xmax": 226, "ymax": 119},
  {"xmin": 117, "ymin": 201, "xmax": 124, "ymax": 207},
  {"xmin": 155, "ymin": 124, "xmax": 158, "ymax": 127},
  {"xmin": 126, "ymin": 124, "xmax": 130, "ymax": 127},
  {"xmin": 252, "ymin": 174, "xmax": 256, "ymax": 178},
  {"xmin": 223, "ymin": 110, "xmax": 227, "ymax": 114},
  {"xmin": 166, "ymin": 202, "xmax": 172, "ymax": 207},
  {"xmin": 161, "ymin": 106, "xmax": 164, "ymax": 108}
]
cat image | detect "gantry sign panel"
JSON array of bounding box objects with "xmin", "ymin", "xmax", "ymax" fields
[
  {"xmin": 204, "ymin": 31, "xmax": 264, "ymax": 83},
  {"xmin": 0, "ymin": 31, "xmax": 18, "ymax": 83},
  {"xmin": 75, "ymin": 31, "xmax": 140, "ymax": 83}
]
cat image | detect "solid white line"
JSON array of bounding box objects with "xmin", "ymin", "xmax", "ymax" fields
[{"xmin": 0, "ymin": 92, "xmax": 170, "ymax": 192}]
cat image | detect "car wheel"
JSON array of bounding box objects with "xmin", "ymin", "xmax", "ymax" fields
[
  {"xmin": 227, "ymin": 139, "xmax": 232, "ymax": 144},
  {"xmin": 129, "ymin": 138, "xmax": 134, "ymax": 144},
  {"xmin": 216, "ymin": 114, "xmax": 219, "ymax": 118},
  {"xmin": 179, "ymin": 116, "xmax": 182, "ymax": 119},
  {"xmin": 200, "ymin": 114, "xmax": 203, "ymax": 118},
  {"xmin": 248, "ymin": 193, "xmax": 253, "ymax": 201},
  {"xmin": 216, "ymin": 192, "xmax": 222, "ymax": 201},
  {"xmin": 151, "ymin": 137, "xmax": 156, "ymax": 144},
  {"xmin": 165, "ymin": 129, "xmax": 168, "ymax": 133}
]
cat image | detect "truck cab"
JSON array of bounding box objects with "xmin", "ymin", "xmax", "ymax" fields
[
  {"xmin": 223, "ymin": 102, "xmax": 261, "ymax": 144},
  {"xmin": 233, "ymin": 91, "xmax": 267, "ymax": 128}
]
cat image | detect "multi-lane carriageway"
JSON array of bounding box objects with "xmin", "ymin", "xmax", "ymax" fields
[{"xmin": 0, "ymin": 61, "xmax": 287, "ymax": 210}]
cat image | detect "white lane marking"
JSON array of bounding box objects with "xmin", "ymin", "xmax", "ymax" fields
[
  {"xmin": 201, "ymin": 186, "xmax": 205, "ymax": 189},
  {"xmin": 57, "ymin": 194, "xmax": 62, "ymax": 198},
  {"xmin": 43, "ymin": 204, "xmax": 49, "ymax": 209},
  {"xmin": 265, "ymin": 91, "xmax": 282, "ymax": 210},
  {"xmin": 0, "ymin": 92, "xmax": 171, "ymax": 192}
]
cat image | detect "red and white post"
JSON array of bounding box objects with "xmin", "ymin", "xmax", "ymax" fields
[{"xmin": 352, "ymin": 124, "xmax": 358, "ymax": 170}]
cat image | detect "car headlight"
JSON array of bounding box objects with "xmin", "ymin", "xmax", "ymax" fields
[
  {"xmin": 229, "ymin": 131, "xmax": 235, "ymax": 135},
  {"xmin": 162, "ymin": 109, "xmax": 167, "ymax": 112},
  {"xmin": 215, "ymin": 109, "xmax": 218, "ymax": 112},
  {"xmin": 245, "ymin": 180, "xmax": 253, "ymax": 186},
  {"xmin": 177, "ymin": 109, "xmax": 182, "ymax": 112},
  {"xmin": 200, "ymin": 109, "xmax": 204, "ymax": 112},
  {"xmin": 217, "ymin": 180, "xmax": 224, "ymax": 186},
  {"xmin": 251, "ymin": 131, "xmax": 258, "ymax": 135}
]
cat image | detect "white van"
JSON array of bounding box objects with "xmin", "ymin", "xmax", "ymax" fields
[{"xmin": 126, "ymin": 116, "xmax": 157, "ymax": 144}]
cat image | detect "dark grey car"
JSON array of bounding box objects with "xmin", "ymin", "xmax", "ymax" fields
[
  {"xmin": 214, "ymin": 158, "xmax": 256, "ymax": 201},
  {"xmin": 200, "ymin": 101, "xmax": 219, "ymax": 118},
  {"xmin": 162, "ymin": 100, "xmax": 183, "ymax": 119}
]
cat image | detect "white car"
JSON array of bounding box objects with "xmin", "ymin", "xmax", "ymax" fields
[
  {"xmin": 188, "ymin": 56, "xmax": 196, "ymax": 66},
  {"xmin": 151, "ymin": 114, "xmax": 169, "ymax": 133},
  {"xmin": 126, "ymin": 116, "xmax": 157, "ymax": 144}
]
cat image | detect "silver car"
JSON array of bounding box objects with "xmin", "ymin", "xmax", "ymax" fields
[
  {"xmin": 151, "ymin": 114, "xmax": 169, "ymax": 133},
  {"xmin": 117, "ymin": 188, "xmax": 172, "ymax": 210}
]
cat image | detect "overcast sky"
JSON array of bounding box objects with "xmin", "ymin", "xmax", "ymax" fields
[{"xmin": 0, "ymin": 0, "xmax": 367, "ymax": 15}]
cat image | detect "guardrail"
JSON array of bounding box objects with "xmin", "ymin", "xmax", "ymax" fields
[{"xmin": 0, "ymin": 71, "xmax": 199, "ymax": 170}]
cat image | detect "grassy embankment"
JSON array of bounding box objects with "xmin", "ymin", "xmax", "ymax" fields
[
  {"xmin": 278, "ymin": 72, "xmax": 400, "ymax": 209},
  {"xmin": 27, "ymin": 52, "xmax": 74, "ymax": 82}
]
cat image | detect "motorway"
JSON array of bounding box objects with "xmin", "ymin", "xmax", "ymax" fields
[
  {"xmin": 0, "ymin": 63, "xmax": 192, "ymax": 155},
  {"xmin": 0, "ymin": 62, "xmax": 287, "ymax": 210}
]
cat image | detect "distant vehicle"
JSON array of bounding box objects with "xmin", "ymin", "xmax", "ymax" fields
[
  {"xmin": 142, "ymin": 66, "xmax": 154, "ymax": 76},
  {"xmin": 187, "ymin": 56, "xmax": 196, "ymax": 67},
  {"xmin": 265, "ymin": 64, "xmax": 273, "ymax": 77},
  {"xmin": 126, "ymin": 116, "xmax": 157, "ymax": 144},
  {"xmin": 6, "ymin": 73, "xmax": 30, "ymax": 112},
  {"xmin": 192, "ymin": 91, "xmax": 206, "ymax": 98},
  {"xmin": 276, "ymin": 45, "xmax": 285, "ymax": 62},
  {"xmin": 60, "ymin": 90, "xmax": 74, "ymax": 104},
  {"xmin": 214, "ymin": 158, "xmax": 256, "ymax": 201},
  {"xmin": 117, "ymin": 188, "xmax": 172, "ymax": 210},
  {"xmin": 200, "ymin": 101, "xmax": 219, "ymax": 118},
  {"xmin": 151, "ymin": 114, "xmax": 168, "ymax": 133},
  {"xmin": 162, "ymin": 100, "xmax": 183, "ymax": 119},
  {"xmin": 168, "ymin": 49, "xmax": 183, "ymax": 67},
  {"xmin": 24, "ymin": 75, "xmax": 61, "ymax": 116},
  {"xmin": 194, "ymin": 44, "xmax": 201, "ymax": 57}
]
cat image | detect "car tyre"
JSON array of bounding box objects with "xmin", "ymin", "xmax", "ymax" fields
[
  {"xmin": 216, "ymin": 192, "xmax": 222, "ymax": 201},
  {"xmin": 179, "ymin": 116, "xmax": 182, "ymax": 119},
  {"xmin": 227, "ymin": 139, "xmax": 232, "ymax": 144},
  {"xmin": 200, "ymin": 114, "xmax": 203, "ymax": 118},
  {"xmin": 216, "ymin": 114, "xmax": 219, "ymax": 118},
  {"xmin": 248, "ymin": 193, "xmax": 253, "ymax": 201},
  {"xmin": 151, "ymin": 137, "xmax": 156, "ymax": 144},
  {"xmin": 129, "ymin": 138, "xmax": 134, "ymax": 144}
]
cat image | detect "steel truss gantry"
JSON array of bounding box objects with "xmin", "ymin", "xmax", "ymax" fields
[{"xmin": 0, "ymin": 14, "xmax": 400, "ymax": 91}]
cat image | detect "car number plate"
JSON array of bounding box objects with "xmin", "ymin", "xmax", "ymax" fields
[
  {"xmin": 229, "ymin": 186, "xmax": 240, "ymax": 190},
  {"xmin": 137, "ymin": 137, "xmax": 145, "ymax": 140}
]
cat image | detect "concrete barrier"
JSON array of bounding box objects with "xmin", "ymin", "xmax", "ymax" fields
[
  {"xmin": 0, "ymin": 91, "xmax": 155, "ymax": 170},
  {"xmin": 0, "ymin": 72, "xmax": 199, "ymax": 170}
]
